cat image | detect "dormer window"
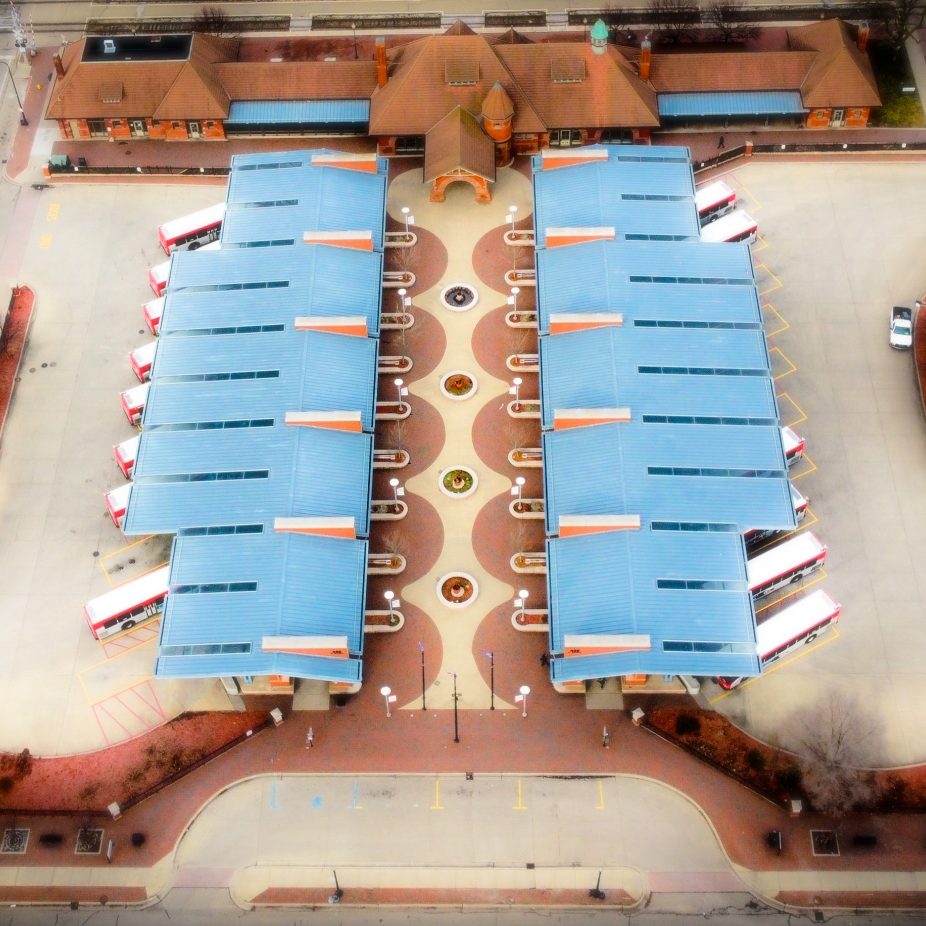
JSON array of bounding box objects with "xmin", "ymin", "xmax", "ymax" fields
[
  {"xmin": 445, "ymin": 59, "xmax": 478, "ymax": 86},
  {"xmin": 551, "ymin": 59, "xmax": 585, "ymax": 84}
]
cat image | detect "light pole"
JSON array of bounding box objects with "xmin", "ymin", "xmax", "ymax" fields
[
  {"xmin": 400, "ymin": 206, "xmax": 414, "ymax": 240},
  {"xmin": 380, "ymin": 685, "xmax": 393, "ymax": 718},
  {"xmin": 449, "ymin": 671, "xmax": 460, "ymax": 743},
  {"xmin": 517, "ymin": 588, "xmax": 529, "ymax": 622},
  {"xmin": 511, "ymin": 475, "xmax": 526, "ymax": 512},
  {"xmin": 394, "ymin": 377, "xmax": 407, "ymax": 412},
  {"xmin": 397, "ymin": 286, "xmax": 411, "ymax": 312},
  {"xmin": 331, "ymin": 869, "xmax": 343, "ymax": 903},
  {"xmin": 510, "ymin": 286, "xmax": 520, "ymax": 313},
  {"xmin": 516, "ymin": 684, "xmax": 531, "ymax": 718},
  {"xmin": 384, "ymin": 590, "xmax": 396, "ymax": 621},
  {"xmin": 418, "ymin": 641, "xmax": 426, "ymax": 710},
  {"xmin": 351, "ymin": 22, "xmax": 358, "ymax": 59},
  {"xmin": 0, "ymin": 60, "xmax": 27, "ymax": 126},
  {"xmin": 484, "ymin": 650, "xmax": 495, "ymax": 709},
  {"xmin": 389, "ymin": 477, "xmax": 403, "ymax": 511},
  {"xmin": 509, "ymin": 376, "xmax": 522, "ymax": 412}
]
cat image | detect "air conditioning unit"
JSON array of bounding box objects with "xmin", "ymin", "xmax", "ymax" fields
[{"xmin": 103, "ymin": 39, "xmax": 116, "ymax": 54}]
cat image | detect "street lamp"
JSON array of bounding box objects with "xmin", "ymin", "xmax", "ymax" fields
[
  {"xmin": 418, "ymin": 641, "xmax": 427, "ymax": 710},
  {"xmin": 388, "ymin": 477, "xmax": 404, "ymax": 511},
  {"xmin": 0, "ymin": 60, "xmax": 27, "ymax": 126},
  {"xmin": 384, "ymin": 590, "xmax": 396, "ymax": 621},
  {"xmin": 518, "ymin": 588, "xmax": 529, "ymax": 621},
  {"xmin": 400, "ymin": 206, "xmax": 414, "ymax": 240},
  {"xmin": 394, "ymin": 377, "xmax": 407, "ymax": 412},
  {"xmin": 380, "ymin": 685, "xmax": 394, "ymax": 718},
  {"xmin": 484, "ymin": 650, "xmax": 495, "ymax": 710},
  {"xmin": 397, "ymin": 287, "xmax": 411, "ymax": 312},
  {"xmin": 511, "ymin": 475, "xmax": 526, "ymax": 512},
  {"xmin": 509, "ymin": 376, "xmax": 522, "ymax": 412},
  {"xmin": 509, "ymin": 286, "xmax": 520, "ymax": 313},
  {"xmin": 351, "ymin": 21, "xmax": 358, "ymax": 59},
  {"xmin": 516, "ymin": 684, "xmax": 531, "ymax": 718},
  {"xmin": 449, "ymin": 671, "xmax": 460, "ymax": 743}
]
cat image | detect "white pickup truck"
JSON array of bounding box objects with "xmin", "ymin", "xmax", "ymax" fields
[{"xmin": 890, "ymin": 305, "xmax": 912, "ymax": 350}]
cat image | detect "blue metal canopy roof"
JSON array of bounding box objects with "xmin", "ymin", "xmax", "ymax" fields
[
  {"xmin": 226, "ymin": 100, "xmax": 370, "ymax": 126},
  {"xmin": 223, "ymin": 149, "xmax": 387, "ymax": 251},
  {"xmin": 531, "ymin": 145, "xmax": 700, "ymax": 245},
  {"xmin": 156, "ymin": 531, "xmax": 367, "ymax": 681},
  {"xmin": 538, "ymin": 325, "xmax": 777, "ymax": 429},
  {"xmin": 142, "ymin": 329, "xmax": 378, "ymax": 432},
  {"xmin": 658, "ymin": 91, "xmax": 806, "ymax": 118},
  {"xmin": 124, "ymin": 424, "xmax": 373, "ymax": 536},
  {"xmin": 546, "ymin": 529, "xmax": 760, "ymax": 681},
  {"xmin": 164, "ymin": 242, "xmax": 383, "ymax": 337},
  {"xmin": 542, "ymin": 420, "xmax": 795, "ymax": 534}
]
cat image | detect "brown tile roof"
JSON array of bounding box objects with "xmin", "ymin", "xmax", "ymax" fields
[
  {"xmin": 154, "ymin": 60, "xmax": 229, "ymax": 119},
  {"xmin": 496, "ymin": 44, "xmax": 659, "ymax": 128},
  {"xmin": 787, "ymin": 18, "xmax": 853, "ymax": 53},
  {"xmin": 369, "ymin": 34, "xmax": 546, "ymax": 135},
  {"xmin": 423, "ymin": 106, "xmax": 495, "ymax": 182},
  {"xmin": 649, "ymin": 52, "xmax": 816, "ymax": 93},
  {"xmin": 800, "ymin": 47, "xmax": 881, "ymax": 107},
  {"xmin": 47, "ymin": 33, "xmax": 236, "ymax": 120},
  {"xmin": 489, "ymin": 28, "xmax": 532, "ymax": 46},
  {"xmin": 215, "ymin": 62, "xmax": 378, "ymax": 101},
  {"xmin": 481, "ymin": 81, "xmax": 514, "ymax": 120}
]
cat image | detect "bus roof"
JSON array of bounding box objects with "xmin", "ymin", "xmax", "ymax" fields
[
  {"xmin": 158, "ymin": 203, "xmax": 226, "ymax": 245},
  {"xmin": 757, "ymin": 589, "xmax": 841, "ymax": 656},
  {"xmin": 84, "ymin": 565, "xmax": 169, "ymax": 623},
  {"xmin": 700, "ymin": 209, "xmax": 758, "ymax": 243},
  {"xmin": 747, "ymin": 532, "xmax": 826, "ymax": 589},
  {"xmin": 695, "ymin": 180, "xmax": 735, "ymax": 210}
]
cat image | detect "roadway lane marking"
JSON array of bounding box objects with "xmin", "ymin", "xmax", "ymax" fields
[
  {"xmin": 513, "ymin": 778, "xmax": 527, "ymax": 811},
  {"xmin": 431, "ymin": 778, "xmax": 443, "ymax": 810},
  {"xmin": 46, "ymin": 203, "xmax": 60, "ymax": 221},
  {"xmin": 38, "ymin": 234, "xmax": 52, "ymax": 249}
]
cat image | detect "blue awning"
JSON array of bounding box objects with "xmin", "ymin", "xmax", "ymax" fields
[
  {"xmin": 226, "ymin": 100, "xmax": 370, "ymax": 126},
  {"xmin": 658, "ymin": 91, "xmax": 806, "ymax": 118}
]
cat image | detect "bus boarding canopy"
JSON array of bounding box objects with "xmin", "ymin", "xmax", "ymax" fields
[
  {"xmin": 538, "ymin": 325, "xmax": 779, "ymax": 431},
  {"xmin": 542, "ymin": 420, "xmax": 795, "ymax": 536},
  {"xmin": 224, "ymin": 100, "xmax": 371, "ymax": 136},
  {"xmin": 221, "ymin": 149, "xmax": 388, "ymax": 252},
  {"xmin": 531, "ymin": 145, "xmax": 700, "ymax": 245},
  {"xmin": 142, "ymin": 328, "xmax": 379, "ymax": 432},
  {"xmin": 162, "ymin": 241, "xmax": 383, "ymax": 337},
  {"xmin": 657, "ymin": 91, "xmax": 806, "ymax": 118},
  {"xmin": 123, "ymin": 424, "xmax": 373, "ymax": 536},
  {"xmin": 534, "ymin": 237, "xmax": 757, "ymax": 335},
  {"xmin": 546, "ymin": 529, "xmax": 761, "ymax": 682},
  {"xmin": 156, "ymin": 531, "xmax": 366, "ymax": 683}
]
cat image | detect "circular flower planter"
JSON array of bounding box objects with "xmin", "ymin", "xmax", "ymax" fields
[
  {"xmin": 436, "ymin": 571, "xmax": 479, "ymax": 608},
  {"xmin": 440, "ymin": 283, "xmax": 479, "ymax": 312},
  {"xmin": 439, "ymin": 370, "xmax": 478, "ymax": 401},
  {"xmin": 438, "ymin": 465, "xmax": 478, "ymax": 499}
]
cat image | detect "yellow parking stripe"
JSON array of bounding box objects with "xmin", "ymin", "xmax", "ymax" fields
[
  {"xmin": 431, "ymin": 778, "xmax": 444, "ymax": 810},
  {"xmin": 763, "ymin": 302, "xmax": 789, "ymax": 338},
  {"xmin": 513, "ymin": 778, "xmax": 527, "ymax": 810},
  {"xmin": 46, "ymin": 203, "xmax": 60, "ymax": 221},
  {"xmin": 770, "ymin": 346, "xmax": 797, "ymax": 381},
  {"xmin": 776, "ymin": 392, "xmax": 808, "ymax": 428},
  {"xmin": 790, "ymin": 451, "xmax": 817, "ymax": 481}
]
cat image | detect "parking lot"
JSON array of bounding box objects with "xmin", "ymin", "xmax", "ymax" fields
[
  {"xmin": 706, "ymin": 159, "xmax": 926, "ymax": 766},
  {"xmin": 0, "ymin": 182, "xmax": 230, "ymax": 754}
]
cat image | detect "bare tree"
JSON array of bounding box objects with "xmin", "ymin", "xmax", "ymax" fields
[
  {"xmin": 795, "ymin": 692, "xmax": 878, "ymax": 817},
  {"xmin": 865, "ymin": 0, "xmax": 926, "ymax": 52},
  {"xmin": 648, "ymin": 0, "xmax": 700, "ymax": 44},
  {"xmin": 192, "ymin": 6, "xmax": 236, "ymax": 36},
  {"xmin": 703, "ymin": 2, "xmax": 760, "ymax": 44}
]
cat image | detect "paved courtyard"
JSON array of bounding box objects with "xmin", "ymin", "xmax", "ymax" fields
[{"xmin": 707, "ymin": 159, "xmax": 926, "ymax": 766}]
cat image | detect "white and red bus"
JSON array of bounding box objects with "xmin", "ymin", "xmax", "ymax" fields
[
  {"xmin": 716, "ymin": 589, "xmax": 841, "ymax": 689},
  {"xmin": 120, "ymin": 382, "xmax": 149, "ymax": 425},
  {"xmin": 104, "ymin": 483, "xmax": 132, "ymax": 528},
  {"xmin": 114, "ymin": 434, "xmax": 140, "ymax": 479},
  {"xmin": 143, "ymin": 297, "xmax": 165, "ymax": 336},
  {"xmin": 148, "ymin": 240, "xmax": 220, "ymax": 296},
  {"xmin": 781, "ymin": 425, "xmax": 805, "ymax": 467},
  {"xmin": 695, "ymin": 179, "xmax": 736, "ymax": 225},
  {"xmin": 130, "ymin": 341, "xmax": 157, "ymax": 382},
  {"xmin": 700, "ymin": 209, "xmax": 758, "ymax": 245},
  {"xmin": 745, "ymin": 483, "xmax": 808, "ymax": 551},
  {"xmin": 747, "ymin": 531, "xmax": 826, "ymax": 600},
  {"xmin": 83, "ymin": 565, "xmax": 169, "ymax": 640},
  {"xmin": 157, "ymin": 202, "xmax": 224, "ymax": 255}
]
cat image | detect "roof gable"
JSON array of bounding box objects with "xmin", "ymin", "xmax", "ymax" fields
[
  {"xmin": 800, "ymin": 46, "xmax": 881, "ymax": 107},
  {"xmin": 423, "ymin": 105, "xmax": 496, "ymax": 182},
  {"xmin": 154, "ymin": 59, "xmax": 229, "ymax": 119}
]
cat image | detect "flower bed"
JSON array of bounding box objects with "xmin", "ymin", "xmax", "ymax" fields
[
  {"xmin": 439, "ymin": 370, "xmax": 477, "ymax": 400},
  {"xmin": 438, "ymin": 465, "xmax": 478, "ymax": 499}
]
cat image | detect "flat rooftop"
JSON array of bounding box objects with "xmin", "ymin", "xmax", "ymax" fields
[{"xmin": 82, "ymin": 34, "xmax": 193, "ymax": 63}]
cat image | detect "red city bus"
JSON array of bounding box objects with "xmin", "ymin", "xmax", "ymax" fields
[
  {"xmin": 700, "ymin": 209, "xmax": 758, "ymax": 245},
  {"xmin": 120, "ymin": 382, "xmax": 149, "ymax": 425},
  {"xmin": 747, "ymin": 531, "xmax": 826, "ymax": 599},
  {"xmin": 716, "ymin": 589, "xmax": 841, "ymax": 689},
  {"xmin": 148, "ymin": 240, "xmax": 220, "ymax": 296},
  {"xmin": 143, "ymin": 297, "xmax": 165, "ymax": 336},
  {"xmin": 744, "ymin": 482, "xmax": 808, "ymax": 551},
  {"xmin": 130, "ymin": 342, "xmax": 157, "ymax": 383},
  {"xmin": 114, "ymin": 434, "xmax": 140, "ymax": 479},
  {"xmin": 104, "ymin": 483, "xmax": 132, "ymax": 528},
  {"xmin": 695, "ymin": 180, "xmax": 736, "ymax": 225},
  {"xmin": 781, "ymin": 426, "xmax": 805, "ymax": 467},
  {"xmin": 84, "ymin": 565, "xmax": 169, "ymax": 640},
  {"xmin": 157, "ymin": 203, "xmax": 225, "ymax": 255}
]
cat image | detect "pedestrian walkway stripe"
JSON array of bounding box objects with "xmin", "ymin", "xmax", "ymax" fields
[
  {"xmin": 596, "ymin": 780, "xmax": 605, "ymax": 810},
  {"xmin": 513, "ymin": 778, "xmax": 527, "ymax": 811},
  {"xmin": 349, "ymin": 780, "xmax": 363, "ymax": 811},
  {"xmin": 270, "ymin": 780, "xmax": 278, "ymax": 811},
  {"xmin": 431, "ymin": 778, "xmax": 444, "ymax": 810}
]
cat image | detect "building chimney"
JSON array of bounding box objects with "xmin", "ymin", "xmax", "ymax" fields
[
  {"xmin": 375, "ymin": 36, "xmax": 387, "ymax": 89},
  {"xmin": 639, "ymin": 36, "xmax": 652, "ymax": 82},
  {"xmin": 53, "ymin": 53, "xmax": 65, "ymax": 78},
  {"xmin": 857, "ymin": 21, "xmax": 870, "ymax": 53}
]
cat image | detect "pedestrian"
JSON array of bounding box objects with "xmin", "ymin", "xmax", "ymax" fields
[
  {"xmin": 306, "ymin": 726, "xmax": 315, "ymax": 748},
  {"xmin": 717, "ymin": 134, "xmax": 726, "ymax": 150},
  {"xmin": 602, "ymin": 727, "xmax": 610, "ymax": 749},
  {"xmin": 540, "ymin": 652, "xmax": 550, "ymax": 667}
]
